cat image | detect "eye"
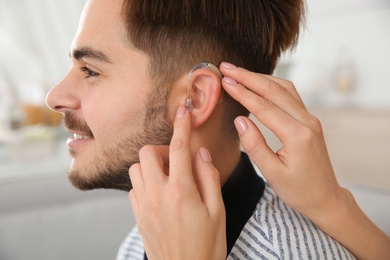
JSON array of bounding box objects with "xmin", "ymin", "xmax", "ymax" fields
[{"xmin": 81, "ymin": 66, "xmax": 100, "ymax": 78}]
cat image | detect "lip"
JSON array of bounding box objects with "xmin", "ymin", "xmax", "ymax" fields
[{"xmin": 66, "ymin": 131, "xmax": 94, "ymax": 149}]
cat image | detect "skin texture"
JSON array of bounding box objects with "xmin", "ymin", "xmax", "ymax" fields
[
  {"xmin": 46, "ymin": 0, "xmax": 175, "ymax": 191},
  {"xmin": 46, "ymin": 0, "xmax": 241, "ymax": 191}
]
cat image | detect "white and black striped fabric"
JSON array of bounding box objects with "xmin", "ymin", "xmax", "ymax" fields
[
  {"xmin": 227, "ymin": 183, "xmax": 355, "ymax": 259},
  {"xmin": 116, "ymin": 183, "xmax": 355, "ymax": 260},
  {"xmin": 116, "ymin": 225, "xmax": 144, "ymax": 260}
]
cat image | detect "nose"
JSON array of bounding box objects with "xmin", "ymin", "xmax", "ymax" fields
[{"xmin": 46, "ymin": 71, "xmax": 80, "ymax": 113}]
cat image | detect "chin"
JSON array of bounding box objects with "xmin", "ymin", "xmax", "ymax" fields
[{"xmin": 67, "ymin": 159, "xmax": 133, "ymax": 191}]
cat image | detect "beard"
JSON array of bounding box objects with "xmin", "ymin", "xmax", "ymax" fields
[{"xmin": 65, "ymin": 88, "xmax": 173, "ymax": 191}]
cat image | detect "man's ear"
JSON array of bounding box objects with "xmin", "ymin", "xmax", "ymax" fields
[{"xmin": 188, "ymin": 68, "xmax": 223, "ymax": 128}]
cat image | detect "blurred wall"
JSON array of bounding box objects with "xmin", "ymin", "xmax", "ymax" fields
[
  {"xmin": 0, "ymin": 0, "xmax": 85, "ymax": 112},
  {"xmin": 0, "ymin": 0, "xmax": 389, "ymax": 260},
  {"xmin": 277, "ymin": 0, "xmax": 390, "ymax": 108},
  {"xmin": 1, "ymin": 0, "xmax": 390, "ymax": 110}
]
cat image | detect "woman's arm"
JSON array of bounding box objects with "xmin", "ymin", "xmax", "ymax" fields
[{"xmin": 220, "ymin": 62, "xmax": 390, "ymax": 259}]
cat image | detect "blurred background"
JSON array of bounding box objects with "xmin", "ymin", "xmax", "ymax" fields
[{"xmin": 0, "ymin": 0, "xmax": 389, "ymax": 259}]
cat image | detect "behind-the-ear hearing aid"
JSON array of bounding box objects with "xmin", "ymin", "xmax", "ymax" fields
[{"xmin": 185, "ymin": 62, "xmax": 223, "ymax": 112}]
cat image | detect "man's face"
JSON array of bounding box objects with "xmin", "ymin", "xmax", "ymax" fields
[{"xmin": 46, "ymin": 0, "xmax": 172, "ymax": 191}]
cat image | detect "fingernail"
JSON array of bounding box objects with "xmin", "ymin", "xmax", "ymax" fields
[
  {"xmin": 176, "ymin": 105, "xmax": 186, "ymax": 118},
  {"xmin": 234, "ymin": 117, "xmax": 248, "ymax": 134},
  {"xmin": 222, "ymin": 77, "xmax": 237, "ymax": 86},
  {"xmin": 200, "ymin": 147, "xmax": 212, "ymax": 162},
  {"xmin": 220, "ymin": 62, "xmax": 237, "ymax": 69}
]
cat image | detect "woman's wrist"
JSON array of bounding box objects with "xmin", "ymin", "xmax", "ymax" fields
[{"xmin": 304, "ymin": 186, "xmax": 390, "ymax": 259}]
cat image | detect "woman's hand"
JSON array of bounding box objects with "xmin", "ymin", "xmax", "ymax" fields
[
  {"xmin": 219, "ymin": 62, "xmax": 390, "ymax": 259},
  {"xmin": 128, "ymin": 106, "xmax": 226, "ymax": 260},
  {"xmin": 220, "ymin": 62, "xmax": 342, "ymax": 216}
]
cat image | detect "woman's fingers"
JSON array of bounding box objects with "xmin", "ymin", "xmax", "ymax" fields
[
  {"xmin": 222, "ymin": 76, "xmax": 300, "ymax": 143},
  {"xmin": 137, "ymin": 145, "xmax": 168, "ymax": 191},
  {"xmin": 220, "ymin": 62, "xmax": 311, "ymax": 128},
  {"xmin": 128, "ymin": 163, "xmax": 142, "ymax": 223},
  {"xmin": 194, "ymin": 147, "xmax": 224, "ymax": 215},
  {"xmin": 128, "ymin": 106, "xmax": 226, "ymax": 260},
  {"xmin": 261, "ymin": 74, "xmax": 306, "ymax": 108},
  {"xmin": 169, "ymin": 105, "xmax": 195, "ymax": 186},
  {"xmin": 233, "ymin": 116, "xmax": 284, "ymax": 180}
]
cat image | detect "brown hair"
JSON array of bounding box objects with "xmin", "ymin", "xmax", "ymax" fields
[{"xmin": 121, "ymin": 0, "xmax": 305, "ymax": 135}]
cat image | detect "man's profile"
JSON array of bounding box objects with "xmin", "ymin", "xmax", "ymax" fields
[{"xmin": 46, "ymin": 0, "xmax": 357, "ymax": 259}]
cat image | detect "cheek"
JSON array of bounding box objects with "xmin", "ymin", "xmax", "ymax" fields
[{"xmin": 83, "ymin": 91, "xmax": 147, "ymax": 139}]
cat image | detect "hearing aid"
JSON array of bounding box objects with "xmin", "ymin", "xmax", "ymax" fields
[{"xmin": 185, "ymin": 62, "xmax": 223, "ymax": 112}]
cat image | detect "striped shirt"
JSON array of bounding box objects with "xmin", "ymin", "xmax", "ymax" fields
[
  {"xmin": 116, "ymin": 153, "xmax": 355, "ymax": 259},
  {"xmin": 227, "ymin": 183, "xmax": 355, "ymax": 259},
  {"xmin": 116, "ymin": 184, "xmax": 355, "ymax": 260}
]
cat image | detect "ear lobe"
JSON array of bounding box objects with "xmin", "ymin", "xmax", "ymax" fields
[{"xmin": 188, "ymin": 68, "xmax": 222, "ymax": 128}]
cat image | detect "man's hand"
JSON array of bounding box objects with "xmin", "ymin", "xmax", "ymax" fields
[{"xmin": 128, "ymin": 106, "xmax": 226, "ymax": 260}]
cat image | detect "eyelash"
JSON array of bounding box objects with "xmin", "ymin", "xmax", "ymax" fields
[{"xmin": 81, "ymin": 66, "xmax": 100, "ymax": 78}]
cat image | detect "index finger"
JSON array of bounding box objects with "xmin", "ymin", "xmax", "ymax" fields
[
  {"xmin": 220, "ymin": 62, "xmax": 305, "ymax": 107},
  {"xmin": 219, "ymin": 63, "xmax": 309, "ymax": 124},
  {"xmin": 169, "ymin": 105, "xmax": 194, "ymax": 184}
]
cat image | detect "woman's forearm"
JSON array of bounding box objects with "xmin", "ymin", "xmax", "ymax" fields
[{"xmin": 310, "ymin": 187, "xmax": 390, "ymax": 260}]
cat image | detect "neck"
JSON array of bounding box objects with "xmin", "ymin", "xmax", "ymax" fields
[
  {"xmin": 210, "ymin": 143, "xmax": 242, "ymax": 186},
  {"xmin": 189, "ymin": 104, "xmax": 242, "ymax": 186},
  {"xmin": 191, "ymin": 124, "xmax": 242, "ymax": 186}
]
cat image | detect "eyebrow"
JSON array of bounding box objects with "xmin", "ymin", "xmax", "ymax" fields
[{"xmin": 70, "ymin": 47, "xmax": 112, "ymax": 63}]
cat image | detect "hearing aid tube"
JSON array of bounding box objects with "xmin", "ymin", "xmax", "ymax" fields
[{"xmin": 185, "ymin": 62, "xmax": 222, "ymax": 112}]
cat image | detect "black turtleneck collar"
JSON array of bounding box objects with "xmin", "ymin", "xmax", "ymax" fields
[{"xmin": 222, "ymin": 152, "xmax": 265, "ymax": 255}]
